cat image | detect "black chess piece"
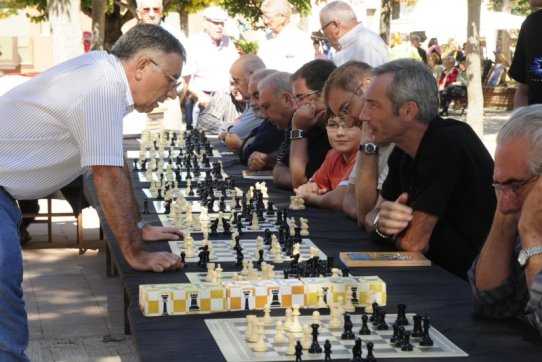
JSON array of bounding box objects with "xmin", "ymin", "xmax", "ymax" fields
[
  {"xmin": 411, "ymin": 314, "xmax": 423, "ymax": 338},
  {"xmin": 156, "ymin": 188, "xmax": 163, "ymax": 200},
  {"xmin": 308, "ymin": 324, "xmax": 322, "ymax": 353},
  {"xmin": 222, "ymin": 219, "xmax": 232, "ymax": 236},
  {"xmin": 323, "ymin": 339, "xmax": 332, "ymax": 361},
  {"xmin": 256, "ymin": 249, "xmax": 264, "ymax": 265},
  {"xmin": 210, "ymin": 219, "xmax": 219, "ymax": 236},
  {"xmin": 235, "ymin": 248, "xmax": 244, "ymax": 267},
  {"xmin": 390, "ymin": 322, "xmax": 399, "ymax": 343},
  {"xmin": 359, "ymin": 314, "xmax": 371, "ymax": 335},
  {"xmin": 180, "ymin": 251, "xmax": 187, "ymax": 268},
  {"xmin": 419, "ymin": 316, "xmax": 434, "ymax": 346},
  {"xmin": 376, "ymin": 309, "xmax": 388, "ymax": 330},
  {"xmin": 142, "ymin": 198, "xmax": 150, "ymax": 215},
  {"xmin": 395, "ymin": 303, "xmax": 409, "ymax": 326},
  {"xmin": 295, "ymin": 341, "xmax": 303, "ymax": 362},
  {"xmin": 395, "ymin": 326, "xmax": 405, "ymax": 348},
  {"xmin": 351, "ymin": 337, "xmax": 363, "ymax": 362},
  {"xmin": 370, "ymin": 302, "xmax": 379, "ymax": 323},
  {"xmin": 163, "ymin": 200, "xmax": 171, "ymax": 215},
  {"xmin": 401, "ymin": 331, "xmax": 413, "ymax": 351},
  {"xmin": 341, "ymin": 313, "xmax": 355, "ymax": 340},
  {"xmin": 365, "ymin": 341, "xmax": 376, "ymax": 362}
]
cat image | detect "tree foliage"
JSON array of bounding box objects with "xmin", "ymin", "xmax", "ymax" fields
[{"xmin": 488, "ymin": 0, "xmax": 531, "ymax": 15}]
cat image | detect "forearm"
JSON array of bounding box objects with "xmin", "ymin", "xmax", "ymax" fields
[
  {"xmin": 305, "ymin": 187, "xmax": 346, "ymax": 210},
  {"xmin": 355, "ymin": 154, "xmax": 379, "ymax": 226},
  {"xmin": 92, "ymin": 165, "xmax": 144, "ymax": 261},
  {"xmin": 224, "ymin": 133, "xmax": 243, "ymax": 149},
  {"xmin": 514, "ymin": 83, "xmax": 529, "ymax": 109},
  {"xmin": 475, "ymin": 211, "xmax": 518, "ymax": 291},
  {"xmin": 272, "ymin": 162, "xmax": 293, "ymax": 190},
  {"xmin": 289, "ymin": 139, "xmax": 309, "ymax": 188},
  {"xmin": 342, "ymin": 185, "xmax": 358, "ymax": 220},
  {"xmin": 394, "ymin": 211, "xmax": 437, "ymax": 253}
]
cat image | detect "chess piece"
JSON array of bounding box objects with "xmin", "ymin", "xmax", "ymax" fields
[
  {"xmin": 366, "ymin": 341, "xmax": 376, "ymax": 362},
  {"xmin": 359, "ymin": 314, "xmax": 371, "ymax": 335},
  {"xmin": 419, "ymin": 316, "xmax": 434, "ymax": 346},
  {"xmin": 289, "ymin": 304, "xmax": 303, "ymax": 333},
  {"xmin": 273, "ymin": 321, "xmax": 286, "ymax": 344},
  {"xmin": 411, "ymin": 314, "xmax": 423, "ymax": 338},
  {"xmin": 295, "ymin": 341, "xmax": 303, "ymax": 362},
  {"xmin": 343, "ymin": 287, "xmax": 356, "ymax": 313},
  {"xmin": 311, "ymin": 311, "xmax": 321, "ymax": 325},
  {"xmin": 328, "ymin": 304, "xmax": 342, "ymax": 329},
  {"xmin": 324, "ymin": 339, "xmax": 332, "ymax": 361},
  {"xmin": 341, "ymin": 313, "xmax": 355, "ymax": 340},
  {"xmin": 205, "ymin": 263, "xmax": 215, "ymax": 282},
  {"xmin": 401, "ymin": 330, "xmax": 413, "ymax": 351},
  {"xmin": 396, "ymin": 303, "xmax": 409, "ymax": 326},
  {"xmin": 263, "ymin": 304, "xmax": 272, "ymax": 325},
  {"xmin": 302, "ymin": 324, "xmax": 311, "ymax": 350},
  {"xmin": 252, "ymin": 318, "xmax": 268, "ymax": 352},
  {"xmin": 316, "ymin": 289, "xmax": 328, "ymax": 309},
  {"xmin": 286, "ymin": 333, "xmax": 296, "ymax": 355},
  {"xmin": 308, "ymin": 323, "xmax": 322, "ymax": 353},
  {"xmin": 284, "ymin": 308, "xmax": 293, "ymax": 331},
  {"xmin": 351, "ymin": 337, "xmax": 363, "ymax": 362}
]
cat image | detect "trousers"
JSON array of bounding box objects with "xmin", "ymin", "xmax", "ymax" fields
[{"xmin": 0, "ymin": 187, "xmax": 30, "ymax": 361}]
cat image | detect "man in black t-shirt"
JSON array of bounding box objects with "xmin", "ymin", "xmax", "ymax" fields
[
  {"xmin": 509, "ymin": 1, "xmax": 542, "ymax": 107},
  {"xmin": 361, "ymin": 59, "xmax": 496, "ymax": 280}
]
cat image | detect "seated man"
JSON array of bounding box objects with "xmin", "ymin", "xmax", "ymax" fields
[
  {"xmin": 362, "ymin": 59, "xmax": 496, "ymax": 280},
  {"xmin": 195, "ymin": 87, "xmax": 244, "ymax": 134},
  {"xmin": 219, "ymin": 55, "xmax": 266, "ymax": 149},
  {"xmin": 273, "ymin": 60, "xmax": 335, "ymax": 189},
  {"xmin": 240, "ymin": 69, "xmax": 284, "ymax": 170},
  {"xmin": 469, "ymin": 105, "xmax": 542, "ymax": 336},
  {"xmin": 322, "ymin": 61, "xmax": 393, "ymax": 223}
]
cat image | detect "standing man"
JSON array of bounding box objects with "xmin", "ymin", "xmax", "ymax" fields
[
  {"xmin": 258, "ymin": 0, "xmax": 314, "ymax": 73},
  {"xmin": 469, "ymin": 105, "xmax": 542, "ymax": 336},
  {"xmin": 509, "ymin": 0, "xmax": 542, "ymax": 107},
  {"xmin": 361, "ymin": 59, "xmax": 496, "ymax": 280},
  {"xmin": 319, "ymin": 1, "xmax": 389, "ymax": 67},
  {"xmin": 0, "ymin": 24, "xmax": 185, "ymax": 360},
  {"xmin": 186, "ymin": 6, "xmax": 239, "ymax": 128}
]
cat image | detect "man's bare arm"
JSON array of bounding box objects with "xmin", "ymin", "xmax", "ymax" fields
[
  {"xmin": 514, "ymin": 82, "xmax": 529, "ymax": 109},
  {"xmin": 289, "ymin": 138, "xmax": 309, "ymax": 188},
  {"xmin": 343, "ymin": 184, "xmax": 357, "ymax": 220},
  {"xmin": 302, "ymin": 186, "xmax": 347, "ymax": 210},
  {"xmin": 518, "ymin": 178, "xmax": 542, "ymax": 288},
  {"xmin": 355, "ymin": 153, "xmax": 379, "ymax": 226},
  {"xmin": 272, "ymin": 161, "xmax": 293, "ymax": 190}
]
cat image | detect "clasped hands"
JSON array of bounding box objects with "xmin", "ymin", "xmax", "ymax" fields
[{"xmin": 375, "ymin": 193, "xmax": 413, "ymax": 237}]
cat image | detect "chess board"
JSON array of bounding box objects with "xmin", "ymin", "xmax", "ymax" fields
[
  {"xmin": 205, "ymin": 313, "xmax": 468, "ymax": 361},
  {"xmin": 185, "ymin": 271, "xmax": 353, "ymax": 284},
  {"xmin": 169, "ymin": 237, "xmax": 325, "ymax": 263},
  {"xmin": 138, "ymin": 170, "xmax": 229, "ymax": 183},
  {"xmin": 126, "ymin": 149, "xmax": 222, "ymax": 159},
  {"xmin": 161, "ymin": 214, "xmax": 282, "ymax": 234}
]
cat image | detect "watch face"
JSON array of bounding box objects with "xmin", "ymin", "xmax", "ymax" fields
[
  {"xmin": 361, "ymin": 143, "xmax": 378, "ymax": 154},
  {"xmin": 518, "ymin": 250, "xmax": 528, "ymax": 266}
]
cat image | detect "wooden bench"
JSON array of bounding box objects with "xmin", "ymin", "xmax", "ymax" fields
[{"xmin": 483, "ymin": 86, "xmax": 515, "ymax": 110}]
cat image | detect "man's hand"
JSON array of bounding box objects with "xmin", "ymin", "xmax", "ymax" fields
[
  {"xmin": 141, "ymin": 226, "xmax": 182, "ymax": 241},
  {"xmin": 127, "ymin": 250, "xmax": 183, "ymax": 272},
  {"xmin": 376, "ymin": 193, "xmax": 413, "ymax": 236},
  {"xmin": 248, "ymin": 152, "xmax": 269, "ymax": 171},
  {"xmin": 292, "ymin": 101, "xmax": 326, "ymax": 131},
  {"xmin": 197, "ymin": 93, "xmax": 211, "ymax": 109},
  {"xmin": 294, "ymin": 182, "xmax": 324, "ymax": 197}
]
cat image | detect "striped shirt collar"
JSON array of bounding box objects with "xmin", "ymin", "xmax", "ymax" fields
[{"xmin": 111, "ymin": 54, "xmax": 135, "ymax": 115}]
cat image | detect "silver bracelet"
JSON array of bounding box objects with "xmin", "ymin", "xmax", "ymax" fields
[{"xmin": 374, "ymin": 212, "xmax": 392, "ymax": 239}]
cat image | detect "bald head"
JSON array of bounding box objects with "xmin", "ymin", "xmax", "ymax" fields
[{"xmin": 230, "ymin": 54, "xmax": 265, "ymax": 100}]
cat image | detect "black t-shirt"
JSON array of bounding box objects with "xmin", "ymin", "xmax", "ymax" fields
[
  {"xmin": 276, "ymin": 123, "xmax": 331, "ymax": 179},
  {"xmin": 239, "ymin": 120, "xmax": 284, "ymax": 165},
  {"xmin": 381, "ymin": 117, "xmax": 496, "ymax": 280},
  {"xmin": 509, "ymin": 9, "xmax": 542, "ymax": 105}
]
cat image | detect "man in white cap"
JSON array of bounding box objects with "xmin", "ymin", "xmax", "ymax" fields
[
  {"xmin": 186, "ymin": 6, "xmax": 239, "ymax": 130},
  {"xmin": 258, "ymin": 0, "xmax": 313, "ymax": 73}
]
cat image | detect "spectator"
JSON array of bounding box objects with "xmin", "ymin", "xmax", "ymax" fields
[
  {"xmin": 390, "ymin": 34, "xmax": 422, "ymax": 61},
  {"xmin": 322, "ymin": 61, "xmax": 394, "ymax": 223},
  {"xmin": 0, "ymin": 24, "xmax": 185, "ymax": 361},
  {"xmin": 319, "ymin": 1, "xmax": 389, "ymax": 67},
  {"xmin": 411, "ymin": 34, "xmax": 427, "ymax": 64},
  {"xmin": 258, "ymin": 0, "xmax": 314, "ymax": 73},
  {"xmin": 439, "ymin": 57, "xmax": 467, "ymax": 116},
  {"xmin": 469, "ymin": 105, "xmax": 542, "ymax": 336},
  {"xmin": 219, "ymin": 54, "xmax": 266, "ymax": 149},
  {"xmin": 509, "ymin": 0, "xmax": 542, "ymax": 107},
  {"xmin": 240, "ymin": 69, "xmax": 285, "ymax": 170},
  {"xmin": 486, "ymin": 53, "xmax": 509, "ymax": 87},
  {"xmin": 273, "ymin": 60, "xmax": 335, "ymax": 190},
  {"xmin": 362, "ymin": 59, "xmax": 496, "ymax": 280},
  {"xmin": 427, "ymin": 37, "xmax": 442, "ymax": 61},
  {"xmin": 437, "ymin": 56, "xmax": 459, "ymax": 116},
  {"xmin": 186, "ymin": 6, "xmax": 239, "ymax": 129},
  {"xmin": 428, "ymin": 52, "xmax": 444, "ymax": 83}
]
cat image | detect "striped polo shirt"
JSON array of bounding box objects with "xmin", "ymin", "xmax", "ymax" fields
[{"xmin": 0, "ymin": 51, "xmax": 133, "ymax": 199}]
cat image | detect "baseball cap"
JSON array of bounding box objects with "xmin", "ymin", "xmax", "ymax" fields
[{"xmin": 203, "ymin": 6, "xmax": 228, "ymax": 22}]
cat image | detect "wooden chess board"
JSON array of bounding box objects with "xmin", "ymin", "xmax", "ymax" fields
[
  {"xmin": 205, "ymin": 313, "xmax": 468, "ymax": 361},
  {"xmin": 169, "ymin": 237, "xmax": 325, "ymax": 263}
]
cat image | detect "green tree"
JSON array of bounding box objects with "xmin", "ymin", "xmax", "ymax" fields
[{"xmin": 488, "ymin": 0, "xmax": 531, "ymax": 16}]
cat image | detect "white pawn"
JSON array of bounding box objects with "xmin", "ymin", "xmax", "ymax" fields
[
  {"xmin": 289, "ymin": 304, "xmax": 303, "ymax": 333},
  {"xmin": 312, "ymin": 310, "xmax": 321, "ymax": 325},
  {"xmin": 302, "ymin": 324, "xmax": 311, "ymax": 350},
  {"xmin": 329, "ymin": 303, "xmax": 342, "ymax": 329},
  {"xmin": 273, "ymin": 321, "xmax": 285, "ymax": 344},
  {"xmin": 331, "ymin": 268, "xmax": 340, "ymax": 279},
  {"xmin": 205, "ymin": 263, "xmax": 215, "ymax": 282},
  {"xmin": 215, "ymin": 264, "xmax": 223, "ymax": 284},
  {"xmin": 286, "ymin": 333, "xmax": 296, "ymax": 355},
  {"xmin": 248, "ymin": 316, "xmax": 259, "ymax": 343},
  {"xmin": 252, "ymin": 318, "xmax": 268, "ymax": 352},
  {"xmin": 284, "ymin": 308, "xmax": 293, "ymax": 331},
  {"xmin": 240, "ymin": 259, "xmax": 249, "ymax": 276},
  {"xmin": 316, "ymin": 289, "xmax": 328, "ymax": 309},
  {"xmin": 343, "ymin": 287, "xmax": 356, "ymax": 313},
  {"xmin": 245, "ymin": 315, "xmax": 254, "ymax": 340},
  {"xmin": 250, "ymin": 213, "xmax": 259, "ymax": 230},
  {"xmin": 263, "ymin": 304, "xmax": 272, "ymax": 325}
]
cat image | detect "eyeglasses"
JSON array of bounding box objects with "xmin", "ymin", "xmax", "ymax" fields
[
  {"xmin": 149, "ymin": 58, "xmax": 181, "ymax": 91},
  {"xmin": 326, "ymin": 116, "xmax": 358, "ymax": 132},
  {"xmin": 141, "ymin": 7, "xmax": 161, "ymax": 14},
  {"xmin": 321, "ymin": 20, "xmax": 334, "ymax": 32},
  {"xmin": 492, "ymin": 175, "xmax": 539, "ymax": 198},
  {"xmin": 294, "ymin": 89, "xmax": 320, "ymax": 103}
]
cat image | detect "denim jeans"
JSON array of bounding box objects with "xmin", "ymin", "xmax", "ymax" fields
[{"xmin": 0, "ymin": 187, "xmax": 30, "ymax": 361}]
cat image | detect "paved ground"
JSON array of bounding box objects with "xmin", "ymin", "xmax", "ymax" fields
[{"xmin": 19, "ymin": 107, "xmax": 512, "ymax": 361}]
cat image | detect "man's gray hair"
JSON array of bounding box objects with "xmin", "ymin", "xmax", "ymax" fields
[
  {"xmin": 497, "ymin": 104, "xmax": 542, "ymax": 175},
  {"xmin": 320, "ymin": 1, "xmax": 357, "ymax": 24},
  {"xmin": 372, "ymin": 58, "xmax": 438, "ymax": 124},
  {"xmin": 250, "ymin": 69, "xmax": 277, "ymax": 86},
  {"xmin": 136, "ymin": 0, "xmax": 163, "ymax": 9},
  {"xmin": 258, "ymin": 71, "xmax": 293, "ymax": 96},
  {"xmin": 111, "ymin": 24, "xmax": 185, "ymax": 62},
  {"xmin": 261, "ymin": 0, "xmax": 291, "ymax": 18}
]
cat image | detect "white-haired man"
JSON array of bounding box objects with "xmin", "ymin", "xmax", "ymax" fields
[
  {"xmin": 319, "ymin": 1, "xmax": 389, "ymax": 67},
  {"xmin": 258, "ymin": 0, "xmax": 313, "ymax": 73}
]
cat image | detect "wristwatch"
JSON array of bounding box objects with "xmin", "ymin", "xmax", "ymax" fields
[
  {"xmin": 373, "ymin": 212, "xmax": 392, "ymax": 239},
  {"xmin": 290, "ymin": 129, "xmax": 306, "ymax": 140},
  {"xmin": 518, "ymin": 245, "xmax": 542, "ymax": 267},
  {"xmin": 360, "ymin": 143, "xmax": 379, "ymax": 155},
  {"xmin": 137, "ymin": 220, "xmax": 148, "ymax": 230}
]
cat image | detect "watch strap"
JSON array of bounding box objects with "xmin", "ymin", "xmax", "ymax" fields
[{"xmin": 290, "ymin": 129, "xmax": 306, "ymax": 140}]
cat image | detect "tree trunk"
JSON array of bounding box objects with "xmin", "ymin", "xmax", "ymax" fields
[
  {"xmin": 502, "ymin": 0, "xmax": 513, "ymax": 13},
  {"xmin": 47, "ymin": 0, "xmax": 83, "ymax": 64},
  {"xmin": 91, "ymin": 0, "xmax": 105, "ymax": 50},
  {"xmin": 466, "ymin": 0, "xmax": 484, "ymax": 137},
  {"xmin": 380, "ymin": 0, "xmax": 391, "ymax": 45},
  {"xmin": 179, "ymin": 5, "xmax": 189, "ymax": 36}
]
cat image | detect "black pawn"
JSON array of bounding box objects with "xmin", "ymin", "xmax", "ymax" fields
[
  {"xmin": 308, "ymin": 323, "xmax": 322, "ymax": 353},
  {"xmin": 359, "ymin": 314, "xmax": 371, "ymax": 335},
  {"xmin": 256, "ymin": 249, "xmax": 264, "ymax": 265},
  {"xmin": 401, "ymin": 331, "xmax": 413, "ymax": 351},
  {"xmin": 180, "ymin": 252, "xmax": 187, "ymax": 268},
  {"xmin": 376, "ymin": 310, "xmax": 388, "ymax": 330},
  {"xmin": 142, "ymin": 198, "xmax": 150, "ymax": 215},
  {"xmin": 411, "ymin": 314, "xmax": 423, "ymax": 338},
  {"xmin": 323, "ymin": 339, "xmax": 332, "ymax": 361},
  {"xmin": 295, "ymin": 341, "xmax": 303, "ymax": 362},
  {"xmin": 395, "ymin": 326, "xmax": 405, "ymax": 348},
  {"xmin": 351, "ymin": 337, "xmax": 363, "ymax": 362},
  {"xmin": 419, "ymin": 316, "xmax": 434, "ymax": 346},
  {"xmin": 395, "ymin": 303, "xmax": 409, "ymax": 326},
  {"xmin": 366, "ymin": 341, "xmax": 376, "ymax": 362},
  {"xmin": 341, "ymin": 313, "xmax": 355, "ymax": 340}
]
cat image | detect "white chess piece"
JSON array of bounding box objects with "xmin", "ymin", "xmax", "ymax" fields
[
  {"xmin": 205, "ymin": 263, "xmax": 215, "ymax": 282},
  {"xmin": 289, "ymin": 304, "xmax": 303, "ymax": 333},
  {"xmin": 329, "ymin": 303, "xmax": 342, "ymax": 329},
  {"xmin": 273, "ymin": 321, "xmax": 285, "ymax": 344},
  {"xmin": 263, "ymin": 304, "xmax": 272, "ymax": 325},
  {"xmin": 316, "ymin": 289, "xmax": 328, "ymax": 309},
  {"xmin": 284, "ymin": 308, "xmax": 293, "ymax": 331},
  {"xmin": 343, "ymin": 287, "xmax": 356, "ymax": 313},
  {"xmin": 302, "ymin": 324, "xmax": 311, "ymax": 350},
  {"xmin": 286, "ymin": 333, "xmax": 296, "ymax": 355},
  {"xmin": 312, "ymin": 310, "xmax": 321, "ymax": 325},
  {"xmin": 248, "ymin": 316, "xmax": 259, "ymax": 343},
  {"xmin": 252, "ymin": 318, "xmax": 268, "ymax": 352}
]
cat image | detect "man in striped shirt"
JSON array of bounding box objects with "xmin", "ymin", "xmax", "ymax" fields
[
  {"xmin": 469, "ymin": 105, "xmax": 542, "ymax": 337},
  {"xmin": 0, "ymin": 24, "xmax": 185, "ymax": 360}
]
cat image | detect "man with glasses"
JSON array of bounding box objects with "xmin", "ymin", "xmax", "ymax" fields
[
  {"xmin": 469, "ymin": 105, "xmax": 542, "ymax": 336},
  {"xmin": 319, "ymin": 1, "xmax": 389, "ymax": 67},
  {"xmin": 0, "ymin": 24, "xmax": 186, "ymax": 361},
  {"xmin": 362, "ymin": 59, "xmax": 495, "ymax": 280},
  {"xmin": 258, "ymin": 0, "xmax": 313, "ymax": 73},
  {"xmin": 272, "ymin": 60, "xmax": 335, "ymax": 190},
  {"xmin": 322, "ymin": 61, "xmax": 394, "ymax": 223}
]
